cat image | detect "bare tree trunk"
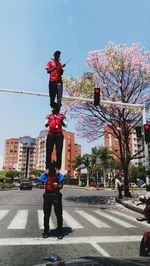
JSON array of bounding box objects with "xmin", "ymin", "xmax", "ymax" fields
[{"xmin": 123, "ymin": 162, "xmax": 132, "ymax": 197}]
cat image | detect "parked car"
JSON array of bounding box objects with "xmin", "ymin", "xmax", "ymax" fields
[
  {"xmin": 137, "ymin": 178, "xmax": 146, "ymax": 188},
  {"xmin": 89, "ymin": 181, "xmax": 103, "ymax": 188},
  {"xmin": 20, "ymin": 179, "xmax": 32, "ymax": 190}
]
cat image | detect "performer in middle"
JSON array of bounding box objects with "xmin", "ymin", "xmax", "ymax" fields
[{"xmin": 45, "ymin": 102, "xmax": 67, "ymax": 174}]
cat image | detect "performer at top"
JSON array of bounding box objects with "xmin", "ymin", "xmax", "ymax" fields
[{"xmin": 45, "ymin": 50, "xmax": 65, "ymax": 109}]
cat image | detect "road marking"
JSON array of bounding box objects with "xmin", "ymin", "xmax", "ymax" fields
[
  {"xmin": 37, "ymin": 210, "xmax": 55, "ymax": 230},
  {"xmin": 63, "ymin": 210, "xmax": 83, "ymax": 229},
  {"xmin": 0, "ymin": 210, "xmax": 9, "ymax": 221},
  {"xmin": 7, "ymin": 210, "xmax": 28, "ymax": 229},
  {"xmin": 0, "ymin": 235, "xmax": 142, "ymax": 246},
  {"xmin": 94, "ymin": 210, "xmax": 136, "ymax": 228},
  {"xmin": 109, "ymin": 210, "xmax": 150, "ymax": 227},
  {"xmin": 76, "ymin": 210, "xmax": 110, "ymax": 228},
  {"xmin": 91, "ymin": 242, "xmax": 110, "ymax": 257}
]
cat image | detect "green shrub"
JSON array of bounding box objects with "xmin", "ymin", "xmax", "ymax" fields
[
  {"xmin": 0, "ymin": 182, "xmax": 16, "ymax": 190},
  {"xmin": 64, "ymin": 178, "xmax": 78, "ymax": 186}
]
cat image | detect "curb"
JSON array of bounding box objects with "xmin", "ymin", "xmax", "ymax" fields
[
  {"xmin": 63, "ymin": 185, "xmax": 105, "ymax": 191},
  {"xmin": 116, "ymin": 198, "xmax": 144, "ymax": 214}
]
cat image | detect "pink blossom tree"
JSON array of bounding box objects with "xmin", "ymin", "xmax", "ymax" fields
[{"xmin": 63, "ymin": 43, "xmax": 150, "ymax": 196}]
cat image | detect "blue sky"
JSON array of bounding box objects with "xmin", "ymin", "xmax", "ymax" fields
[{"xmin": 0, "ymin": 0, "xmax": 150, "ymax": 168}]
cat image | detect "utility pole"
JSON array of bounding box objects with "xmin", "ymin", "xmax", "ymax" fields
[{"xmin": 25, "ymin": 147, "xmax": 30, "ymax": 178}]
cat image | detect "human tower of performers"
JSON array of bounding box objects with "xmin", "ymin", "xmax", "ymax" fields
[{"xmin": 38, "ymin": 50, "xmax": 67, "ymax": 239}]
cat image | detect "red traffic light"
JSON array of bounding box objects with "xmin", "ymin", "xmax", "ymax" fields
[
  {"xmin": 95, "ymin": 88, "xmax": 100, "ymax": 93},
  {"xmin": 94, "ymin": 87, "xmax": 100, "ymax": 106},
  {"xmin": 144, "ymin": 124, "xmax": 150, "ymax": 130},
  {"xmin": 144, "ymin": 124, "xmax": 150, "ymax": 143}
]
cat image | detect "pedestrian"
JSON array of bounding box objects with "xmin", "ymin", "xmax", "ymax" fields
[
  {"xmin": 45, "ymin": 50, "xmax": 65, "ymax": 109},
  {"xmin": 115, "ymin": 175, "xmax": 123, "ymax": 199},
  {"xmin": 45, "ymin": 102, "xmax": 67, "ymax": 174},
  {"xmin": 38, "ymin": 161, "xmax": 64, "ymax": 239}
]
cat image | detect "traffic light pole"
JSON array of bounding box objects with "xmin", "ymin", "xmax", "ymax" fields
[
  {"xmin": 0, "ymin": 88, "xmax": 144, "ymax": 108},
  {"xmin": 142, "ymin": 106, "xmax": 150, "ymax": 188}
]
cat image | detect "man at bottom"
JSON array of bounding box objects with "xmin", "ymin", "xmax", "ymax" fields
[{"xmin": 40, "ymin": 161, "xmax": 63, "ymax": 239}]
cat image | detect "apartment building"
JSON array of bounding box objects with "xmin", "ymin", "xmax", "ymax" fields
[
  {"xmin": 3, "ymin": 136, "xmax": 36, "ymax": 177},
  {"xmin": 3, "ymin": 130, "xmax": 81, "ymax": 177},
  {"xmin": 35, "ymin": 130, "xmax": 81, "ymax": 176},
  {"xmin": 63, "ymin": 130, "xmax": 81, "ymax": 176},
  {"xmin": 3, "ymin": 138, "xmax": 19, "ymax": 170},
  {"xmin": 104, "ymin": 125, "xmax": 144, "ymax": 166},
  {"xmin": 35, "ymin": 130, "xmax": 47, "ymax": 171},
  {"xmin": 18, "ymin": 136, "xmax": 36, "ymax": 176}
]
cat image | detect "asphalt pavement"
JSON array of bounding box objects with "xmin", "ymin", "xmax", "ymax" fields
[
  {"xmin": 33, "ymin": 187, "xmax": 150, "ymax": 266},
  {"xmin": 66, "ymin": 185, "xmax": 149, "ymax": 214}
]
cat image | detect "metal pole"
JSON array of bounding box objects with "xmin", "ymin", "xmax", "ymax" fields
[
  {"xmin": 0, "ymin": 88, "xmax": 144, "ymax": 109},
  {"xmin": 25, "ymin": 147, "xmax": 30, "ymax": 178},
  {"xmin": 142, "ymin": 105, "xmax": 150, "ymax": 188}
]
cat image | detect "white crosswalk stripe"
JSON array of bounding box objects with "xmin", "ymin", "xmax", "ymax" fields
[
  {"xmin": 75, "ymin": 210, "xmax": 111, "ymax": 228},
  {"xmin": 94, "ymin": 209, "xmax": 136, "ymax": 228},
  {"xmin": 37, "ymin": 210, "xmax": 55, "ymax": 229},
  {"xmin": 63, "ymin": 210, "xmax": 83, "ymax": 229},
  {"xmin": 7, "ymin": 210, "xmax": 28, "ymax": 229},
  {"xmin": 0, "ymin": 208, "xmax": 143, "ymax": 231},
  {"xmin": 0, "ymin": 210, "xmax": 9, "ymax": 221},
  {"xmin": 109, "ymin": 210, "xmax": 150, "ymax": 227}
]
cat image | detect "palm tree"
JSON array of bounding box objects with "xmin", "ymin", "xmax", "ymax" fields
[
  {"xmin": 91, "ymin": 146, "xmax": 116, "ymax": 187},
  {"xmin": 72, "ymin": 154, "xmax": 92, "ymax": 186},
  {"xmin": 71, "ymin": 154, "xmax": 84, "ymax": 186},
  {"xmin": 81, "ymin": 154, "xmax": 92, "ymax": 186}
]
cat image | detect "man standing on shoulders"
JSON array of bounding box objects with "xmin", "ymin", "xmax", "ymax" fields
[
  {"xmin": 45, "ymin": 50, "xmax": 65, "ymax": 109},
  {"xmin": 45, "ymin": 102, "xmax": 67, "ymax": 174}
]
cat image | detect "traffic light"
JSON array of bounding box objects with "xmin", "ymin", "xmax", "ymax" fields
[
  {"xmin": 144, "ymin": 124, "xmax": 150, "ymax": 143},
  {"xmin": 94, "ymin": 87, "xmax": 100, "ymax": 106},
  {"xmin": 135, "ymin": 126, "xmax": 142, "ymax": 138}
]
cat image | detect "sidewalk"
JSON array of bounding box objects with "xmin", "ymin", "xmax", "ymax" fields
[{"xmin": 116, "ymin": 189, "xmax": 149, "ymax": 214}]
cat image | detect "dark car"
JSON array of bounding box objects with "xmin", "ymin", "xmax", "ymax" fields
[{"xmin": 20, "ymin": 179, "xmax": 32, "ymax": 190}]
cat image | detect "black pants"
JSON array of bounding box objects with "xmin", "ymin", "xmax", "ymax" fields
[
  {"xmin": 118, "ymin": 185, "xmax": 123, "ymax": 199},
  {"xmin": 46, "ymin": 132, "xmax": 64, "ymax": 170},
  {"xmin": 43, "ymin": 191, "xmax": 63, "ymax": 233},
  {"xmin": 49, "ymin": 80, "xmax": 63, "ymax": 108}
]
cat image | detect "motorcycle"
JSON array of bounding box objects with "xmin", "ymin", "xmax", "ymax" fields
[{"xmin": 136, "ymin": 196, "xmax": 150, "ymax": 256}]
